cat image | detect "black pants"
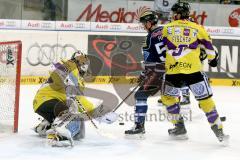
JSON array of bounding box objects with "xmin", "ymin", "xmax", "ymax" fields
[{"xmin": 35, "ymin": 99, "xmax": 68, "ymax": 123}]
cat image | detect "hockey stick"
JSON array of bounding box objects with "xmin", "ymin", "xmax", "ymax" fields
[
  {"xmin": 218, "ymin": 67, "xmax": 233, "ymax": 122},
  {"xmin": 219, "ymin": 66, "xmax": 235, "ymax": 78},
  {"xmin": 113, "ymin": 80, "xmax": 144, "ymax": 112}
]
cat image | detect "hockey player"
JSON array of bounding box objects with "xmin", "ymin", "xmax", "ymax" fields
[
  {"xmin": 33, "ymin": 51, "xmax": 117, "ymax": 147},
  {"xmin": 161, "ymin": 2, "xmax": 229, "ymax": 144},
  {"xmin": 124, "ymin": 11, "xmax": 166, "ymax": 137}
]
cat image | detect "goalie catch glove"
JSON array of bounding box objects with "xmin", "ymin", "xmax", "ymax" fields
[
  {"xmin": 96, "ymin": 112, "xmax": 118, "ymax": 124},
  {"xmin": 209, "ymin": 52, "xmax": 219, "ymax": 67}
]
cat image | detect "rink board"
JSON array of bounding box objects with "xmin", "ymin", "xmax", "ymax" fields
[{"xmin": 17, "ymin": 76, "xmax": 240, "ymax": 87}]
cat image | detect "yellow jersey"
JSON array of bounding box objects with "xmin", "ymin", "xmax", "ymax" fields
[
  {"xmin": 33, "ymin": 59, "xmax": 94, "ymax": 113},
  {"xmin": 162, "ymin": 20, "xmax": 216, "ymax": 74}
]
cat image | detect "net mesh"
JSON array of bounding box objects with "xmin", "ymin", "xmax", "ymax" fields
[{"xmin": 0, "ymin": 42, "xmax": 21, "ymax": 132}]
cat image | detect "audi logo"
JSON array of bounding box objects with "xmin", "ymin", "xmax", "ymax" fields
[
  {"xmin": 26, "ymin": 43, "xmax": 78, "ymax": 66},
  {"xmin": 110, "ymin": 25, "xmax": 121, "ymax": 30}
]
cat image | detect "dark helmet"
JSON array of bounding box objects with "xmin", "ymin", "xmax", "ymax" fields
[
  {"xmin": 139, "ymin": 11, "xmax": 158, "ymax": 25},
  {"xmin": 171, "ymin": 2, "xmax": 190, "ymax": 19}
]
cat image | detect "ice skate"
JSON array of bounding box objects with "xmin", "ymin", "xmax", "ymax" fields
[
  {"xmin": 125, "ymin": 123, "xmax": 145, "ymax": 139},
  {"xmin": 168, "ymin": 124, "xmax": 188, "ymax": 140},
  {"xmin": 211, "ymin": 125, "xmax": 230, "ymax": 146}
]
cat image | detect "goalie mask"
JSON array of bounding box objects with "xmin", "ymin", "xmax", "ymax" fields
[{"xmin": 71, "ymin": 51, "xmax": 90, "ymax": 76}]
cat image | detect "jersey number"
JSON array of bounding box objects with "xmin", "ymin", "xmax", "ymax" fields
[
  {"xmin": 155, "ymin": 42, "xmax": 164, "ymax": 55},
  {"xmin": 172, "ymin": 44, "xmax": 188, "ymax": 56}
]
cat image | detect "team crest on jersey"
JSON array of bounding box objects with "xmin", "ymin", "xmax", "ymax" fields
[
  {"xmin": 167, "ymin": 27, "xmax": 173, "ymax": 35},
  {"xmin": 192, "ymin": 29, "xmax": 198, "ymax": 37},
  {"xmin": 191, "ymin": 83, "xmax": 205, "ymax": 95},
  {"xmin": 183, "ymin": 28, "xmax": 190, "ymax": 36},
  {"xmin": 174, "ymin": 27, "xmax": 181, "ymax": 35}
]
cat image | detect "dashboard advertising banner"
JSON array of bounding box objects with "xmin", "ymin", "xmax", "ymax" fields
[
  {"xmin": 88, "ymin": 35, "xmax": 143, "ymax": 77},
  {"xmin": 88, "ymin": 35, "xmax": 240, "ymax": 79},
  {"xmin": 68, "ymin": 0, "xmax": 240, "ymax": 27}
]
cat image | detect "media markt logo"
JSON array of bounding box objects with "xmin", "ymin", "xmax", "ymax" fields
[
  {"xmin": 76, "ymin": 4, "xmax": 150, "ymax": 23},
  {"xmin": 229, "ymin": 8, "xmax": 240, "ymax": 27}
]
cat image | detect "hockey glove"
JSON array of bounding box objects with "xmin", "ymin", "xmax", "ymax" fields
[
  {"xmin": 96, "ymin": 112, "xmax": 118, "ymax": 124},
  {"xmin": 209, "ymin": 52, "xmax": 219, "ymax": 67},
  {"xmin": 137, "ymin": 71, "xmax": 146, "ymax": 83},
  {"xmin": 199, "ymin": 48, "xmax": 207, "ymax": 62}
]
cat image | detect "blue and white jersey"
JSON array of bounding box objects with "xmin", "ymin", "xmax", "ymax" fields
[{"xmin": 142, "ymin": 26, "xmax": 166, "ymax": 72}]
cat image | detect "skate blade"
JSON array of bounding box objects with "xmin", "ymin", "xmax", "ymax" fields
[
  {"xmin": 169, "ymin": 134, "xmax": 188, "ymax": 140},
  {"xmin": 125, "ymin": 133, "xmax": 145, "ymax": 140},
  {"xmin": 220, "ymin": 135, "xmax": 230, "ymax": 147}
]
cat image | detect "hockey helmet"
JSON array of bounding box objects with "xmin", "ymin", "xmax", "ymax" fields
[
  {"xmin": 139, "ymin": 10, "xmax": 158, "ymax": 25},
  {"xmin": 171, "ymin": 2, "xmax": 190, "ymax": 19},
  {"xmin": 71, "ymin": 51, "xmax": 90, "ymax": 75}
]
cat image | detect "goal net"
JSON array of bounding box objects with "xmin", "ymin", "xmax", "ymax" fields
[{"xmin": 0, "ymin": 41, "xmax": 22, "ymax": 133}]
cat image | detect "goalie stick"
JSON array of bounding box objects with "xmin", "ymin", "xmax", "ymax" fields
[{"xmin": 73, "ymin": 97, "xmax": 116, "ymax": 138}]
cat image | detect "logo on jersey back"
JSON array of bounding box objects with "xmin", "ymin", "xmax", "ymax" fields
[
  {"xmin": 167, "ymin": 27, "xmax": 173, "ymax": 35},
  {"xmin": 183, "ymin": 29, "xmax": 190, "ymax": 36},
  {"xmin": 229, "ymin": 8, "xmax": 240, "ymax": 27},
  {"xmin": 174, "ymin": 27, "xmax": 181, "ymax": 35}
]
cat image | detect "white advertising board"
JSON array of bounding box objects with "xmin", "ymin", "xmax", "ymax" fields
[
  {"xmin": 0, "ymin": 29, "xmax": 240, "ymax": 78},
  {"xmin": 0, "ymin": 30, "xmax": 88, "ymax": 76},
  {"xmin": 68, "ymin": 0, "xmax": 240, "ymax": 27}
]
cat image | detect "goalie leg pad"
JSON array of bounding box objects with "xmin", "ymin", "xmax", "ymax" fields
[
  {"xmin": 55, "ymin": 115, "xmax": 84, "ymax": 140},
  {"xmin": 48, "ymin": 113, "xmax": 85, "ymax": 147}
]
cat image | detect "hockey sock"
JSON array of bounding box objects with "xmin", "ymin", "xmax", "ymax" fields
[
  {"xmin": 135, "ymin": 99, "xmax": 148, "ymax": 124},
  {"xmin": 166, "ymin": 103, "xmax": 181, "ymax": 125}
]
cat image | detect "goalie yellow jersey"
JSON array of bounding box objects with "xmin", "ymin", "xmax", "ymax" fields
[
  {"xmin": 162, "ymin": 20, "xmax": 216, "ymax": 74},
  {"xmin": 33, "ymin": 59, "xmax": 94, "ymax": 113}
]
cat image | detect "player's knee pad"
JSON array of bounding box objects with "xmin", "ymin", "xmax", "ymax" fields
[
  {"xmin": 198, "ymin": 97, "xmax": 215, "ymax": 113},
  {"xmin": 161, "ymin": 95, "xmax": 179, "ymax": 106},
  {"xmin": 189, "ymin": 80, "xmax": 213, "ymax": 100}
]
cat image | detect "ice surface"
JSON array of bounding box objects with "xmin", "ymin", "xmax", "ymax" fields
[{"xmin": 0, "ymin": 84, "xmax": 240, "ymax": 160}]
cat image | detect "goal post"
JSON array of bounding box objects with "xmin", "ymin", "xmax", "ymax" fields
[{"xmin": 0, "ymin": 41, "xmax": 22, "ymax": 133}]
